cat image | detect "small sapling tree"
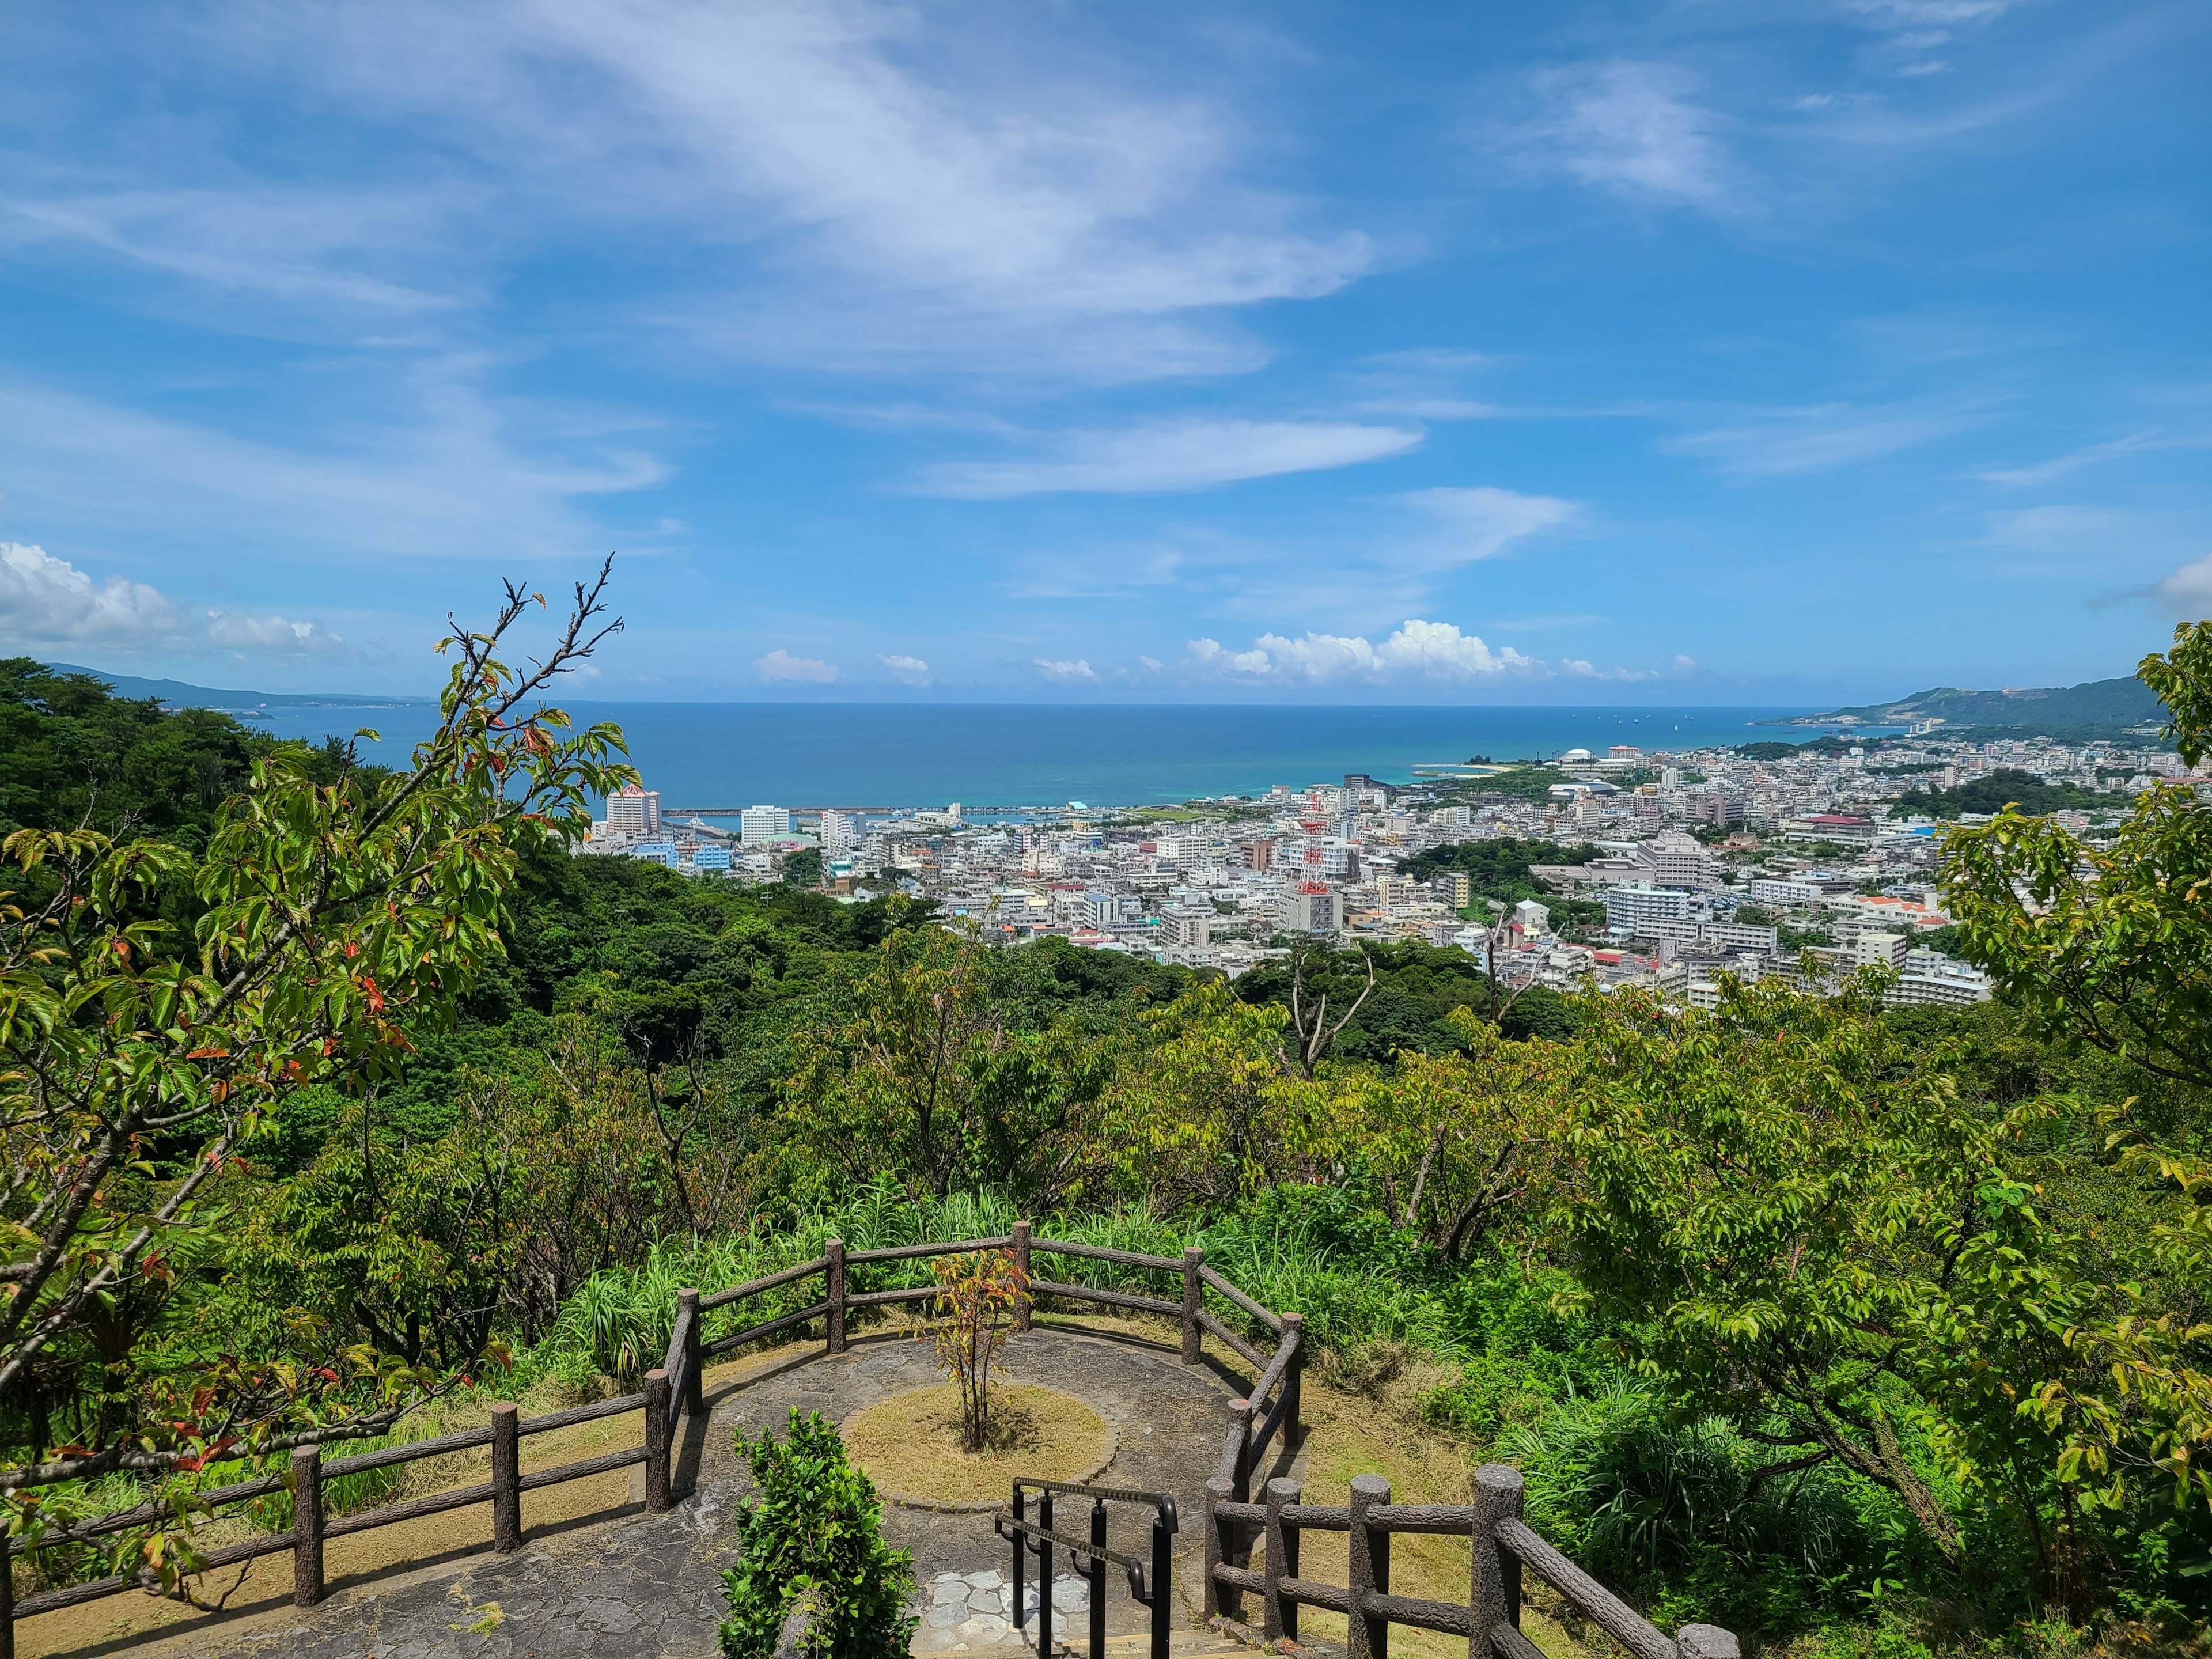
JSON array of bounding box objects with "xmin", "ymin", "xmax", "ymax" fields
[{"xmin": 921, "ymin": 1248, "xmax": 1026, "ymax": 1452}]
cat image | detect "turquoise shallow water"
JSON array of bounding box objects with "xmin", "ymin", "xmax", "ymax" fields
[{"xmin": 239, "ymin": 702, "xmax": 1831, "ymax": 810}]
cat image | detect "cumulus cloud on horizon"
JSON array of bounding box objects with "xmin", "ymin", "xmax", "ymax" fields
[
  {"xmin": 1033, "ymin": 657, "xmax": 1099, "ymax": 683},
  {"xmin": 755, "ymin": 647, "xmax": 840, "ymax": 683},
  {"xmin": 2154, "ymin": 552, "xmax": 2212, "ymax": 620},
  {"xmin": 0, "ymin": 541, "xmax": 353, "ymax": 660},
  {"xmin": 877, "ymin": 653, "xmax": 931, "ymax": 684},
  {"xmin": 1183, "ymin": 619, "xmax": 1689, "ymax": 686},
  {"xmin": 1186, "ymin": 619, "xmax": 1546, "ymax": 685}
]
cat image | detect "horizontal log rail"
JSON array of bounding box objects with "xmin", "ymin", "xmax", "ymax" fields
[
  {"xmin": 1, "ymin": 1222, "xmax": 1302, "ymax": 1656},
  {"xmin": 1201, "ymin": 1467, "xmax": 1740, "ymax": 1659},
  {"xmin": 1028, "ymin": 1238, "xmax": 1188, "ymax": 1273}
]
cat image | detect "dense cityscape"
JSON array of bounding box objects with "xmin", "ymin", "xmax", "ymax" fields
[{"xmin": 580, "ymin": 726, "xmax": 2192, "ymax": 1010}]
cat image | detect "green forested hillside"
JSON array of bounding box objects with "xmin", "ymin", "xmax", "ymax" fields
[
  {"xmin": 1785, "ymin": 674, "xmax": 2165, "ymax": 737},
  {"xmin": 5, "ymin": 610, "xmax": 2211, "ymax": 1658}
]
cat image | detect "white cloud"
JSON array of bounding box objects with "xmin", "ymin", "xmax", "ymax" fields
[
  {"xmin": 878, "ymin": 652, "xmax": 931, "ymax": 684},
  {"xmin": 2, "ymin": 182, "xmax": 474, "ymax": 320},
  {"xmin": 1664, "ymin": 402, "xmax": 1983, "ymax": 475},
  {"xmin": 0, "ymin": 373, "xmax": 668, "ymax": 563},
  {"xmin": 1978, "ymin": 505, "xmax": 2135, "ymax": 556},
  {"xmin": 1136, "ymin": 655, "xmax": 1164, "ymax": 672},
  {"xmin": 1392, "ymin": 486, "xmax": 1582, "ymax": 570},
  {"xmin": 1977, "ymin": 430, "xmax": 2205, "ymax": 487},
  {"xmin": 756, "ymin": 648, "xmax": 839, "ymax": 683},
  {"xmin": 2154, "ymin": 554, "xmax": 2212, "ymax": 621},
  {"xmin": 0, "ymin": 541, "xmax": 185, "ymax": 647},
  {"xmin": 188, "ymin": 1, "xmax": 1370, "ymax": 384},
  {"xmin": 204, "ymin": 612, "xmax": 353, "ymax": 656},
  {"xmin": 0, "ymin": 543, "xmax": 356, "ymax": 660},
  {"xmin": 912, "ymin": 419, "xmax": 1422, "ymax": 498},
  {"xmin": 1033, "ymin": 657, "xmax": 1099, "ymax": 683},
  {"xmin": 1187, "ymin": 620, "xmax": 1547, "ymax": 687},
  {"xmin": 1508, "ymin": 62, "xmax": 1740, "ymax": 213}
]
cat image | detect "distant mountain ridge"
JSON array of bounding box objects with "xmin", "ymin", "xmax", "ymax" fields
[
  {"xmin": 1768, "ymin": 675, "xmax": 2165, "ymax": 735},
  {"xmin": 43, "ymin": 663, "xmax": 433, "ymax": 711}
]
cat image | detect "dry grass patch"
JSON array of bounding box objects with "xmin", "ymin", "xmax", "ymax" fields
[
  {"xmin": 1246, "ymin": 1354, "xmax": 1597, "ymax": 1659},
  {"xmin": 843, "ymin": 1382, "xmax": 1110, "ymax": 1508}
]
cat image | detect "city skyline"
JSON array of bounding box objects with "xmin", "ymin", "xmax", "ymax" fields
[{"xmin": 2, "ymin": 2, "xmax": 2206, "ymax": 704}]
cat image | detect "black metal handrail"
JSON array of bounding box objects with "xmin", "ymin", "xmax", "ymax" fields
[{"xmin": 1006, "ymin": 1476, "xmax": 1175, "ymax": 1659}]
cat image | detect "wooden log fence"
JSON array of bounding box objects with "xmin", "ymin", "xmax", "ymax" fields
[
  {"xmin": 2, "ymin": 1225, "xmax": 1727, "ymax": 1659},
  {"xmin": 1202, "ymin": 1463, "xmax": 1738, "ymax": 1659}
]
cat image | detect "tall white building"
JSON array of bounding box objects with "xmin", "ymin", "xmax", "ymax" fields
[
  {"xmin": 1604, "ymin": 884, "xmax": 1692, "ymax": 930},
  {"xmin": 1633, "ymin": 830, "xmax": 1715, "ymax": 888},
  {"xmin": 606, "ymin": 784, "xmax": 662, "ymax": 837},
  {"xmin": 1280, "ymin": 884, "xmax": 1342, "ymax": 934},
  {"xmin": 1854, "ymin": 932, "xmax": 1910, "ymax": 970},
  {"xmin": 819, "ymin": 810, "xmax": 859, "ymax": 854},
  {"xmin": 740, "ymin": 805, "xmax": 793, "ymax": 846}
]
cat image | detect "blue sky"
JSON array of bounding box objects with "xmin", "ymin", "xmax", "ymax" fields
[{"xmin": 1, "ymin": 1, "xmax": 2206, "ymax": 704}]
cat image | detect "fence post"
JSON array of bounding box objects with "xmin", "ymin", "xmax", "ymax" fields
[
  {"xmin": 1227, "ymin": 1398, "xmax": 1254, "ymax": 1503},
  {"xmin": 645, "ymin": 1368, "xmax": 673, "ymax": 1512},
  {"xmin": 1181, "ymin": 1244, "xmax": 1204, "ymax": 1363},
  {"xmin": 1011, "ymin": 1220, "xmax": 1033, "ymax": 1333},
  {"xmin": 2, "ymin": 1529, "xmax": 14, "ymax": 1659},
  {"xmin": 1090, "ymin": 1495, "xmax": 1109, "ymax": 1659},
  {"xmin": 291, "ymin": 1445, "xmax": 324, "ymax": 1608},
  {"xmin": 1036, "ymin": 1488, "xmax": 1055, "ymax": 1659},
  {"xmin": 1281, "ymin": 1312, "xmax": 1305, "ymax": 1442},
  {"xmin": 490, "ymin": 1402, "xmax": 522, "ymax": 1552},
  {"xmin": 1150, "ymin": 1505, "xmax": 1174, "ymax": 1659},
  {"xmin": 1468, "ymin": 1463, "xmax": 1522, "ymax": 1655},
  {"xmin": 825, "ymin": 1239, "xmax": 847, "ymax": 1355},
  {"xmin": 1203, "ymin": 1475, "xmax": 1236, "ymax": 1619},
  {"xmin": 1348, "ymin": 1473, "xmax": 1390, "ymax": 1659},
  {"xmin": 1263, "ymin": 1476, "xmax": 1300, "ymax": 1644},
  {"xmin": 679, "ymin": 1287, "xmax": 704, "ymax": 1414},
  {"xmin": 1011, "ymin": 1485, "xmax": 1028, "ymax": 1633},
  {"xmin": 1676, "ymin": 1626, "xmax": 1740, "ymax": 1659}
]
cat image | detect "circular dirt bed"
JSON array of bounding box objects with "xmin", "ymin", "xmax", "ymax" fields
[{"xmin": 844, "ymin": 1382, "xmax": 1114, "ymax": 1510}]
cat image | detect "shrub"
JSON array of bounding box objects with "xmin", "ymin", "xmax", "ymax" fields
[{"xmin": 719, "ymin": 1410, "xmax": 917, "ymax": 1659}]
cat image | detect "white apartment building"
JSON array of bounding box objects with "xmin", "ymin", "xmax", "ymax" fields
[
  {"xmin": 819, "ymin": 810, "xmax": 859, "ymax": 854},
  {"xmin": 1082, "ymin": 892, "xmax": 1143, "ymax": 929},
  {"xmin": 1633, "ymin": 830, "xmax": 1715, "ymax": 888},
  {"xmin": 1747, "ymin": 877, "xmax": 1823, "ymax": 907},
  {"xmin": 1280, "ymin": 885, "xmax": 1343, "ymax": 934},
  {"xmin": 1604, "ymin": 884, "xmax": 1692, "ymax": 930},
  {"xmin": 606, "ymin": 784, "xmax": 662, "ymax": 837},
  {"xmin": 1854, "ymin": 932, "xmax": 1910, "ymax": 970},
  {"xmin": 1888, "ymin": 969, "xmax": 1993, "ymax": 1007},
  {"xmin": 1706, "ymin": 921, "xmax": 1780, "ymax": 955},
  {"xmin": 740, "ymin": 805, "xmax": 793, "ymax": 846}
]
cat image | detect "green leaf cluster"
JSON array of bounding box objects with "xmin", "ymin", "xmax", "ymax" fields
[{"xmin": 718, "ymin": 1410, "xmax": 916, "ymax": 1659}]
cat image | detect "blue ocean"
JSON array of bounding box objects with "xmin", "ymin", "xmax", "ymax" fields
[{"xmin": 240, "ymin": 702, "xmax": 1830, "ymax": 810}]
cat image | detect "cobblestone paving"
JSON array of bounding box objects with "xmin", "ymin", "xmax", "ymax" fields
[{"xmin": 97, "ymin": 1325, "xmax": 1252, "ymax": 1659}]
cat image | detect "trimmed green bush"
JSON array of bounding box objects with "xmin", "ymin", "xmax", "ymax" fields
[{"xmin": 718, "ymin": 1409, "xmax": 917, "ymax": 1659}]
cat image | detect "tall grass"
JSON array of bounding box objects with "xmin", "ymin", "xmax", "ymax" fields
[{"xmin": 516, "ymin": 1178, "xmax": 1468, "ymax": 1396}]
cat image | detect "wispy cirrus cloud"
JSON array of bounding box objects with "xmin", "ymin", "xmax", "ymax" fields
[
  {"xmin": 911, "ymin": 418, "xmax": 1423, "ymax": 498},
  {"xmin": 1499, "ymin": 61, "xmax": 1743, "ymax": 213},
  {"xmin": 1664, "ymin": 401, "xmax": 1987, "ymax": 476},
  {"xmin": 171, "ymin": 0, "xmax": 1372, "ymax": 384},
  {"xmin": 1977, "ymin": 429, "xmax": 2210, "ymax": 487},
  {"xmin": 0, "ymin": 372, "xmax": 668, "ymax": 562},
  {"xmin": 1389, "ymin": 486, "xmax": 1582, "ymax": 570}
]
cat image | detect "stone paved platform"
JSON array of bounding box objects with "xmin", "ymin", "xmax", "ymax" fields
[{"xmin": 65, "ymin": 1324, "xmax": 1260, "ymax": 1659}]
